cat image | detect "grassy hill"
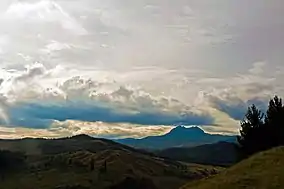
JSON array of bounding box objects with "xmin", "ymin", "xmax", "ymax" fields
[
  {"xmin": 181, "ymin": 146, "xmax": 284, "ymax": 189},
  {"xmin": 0, "ymin": 135, "xmax": 221, "ymax": 189},
  {"xmin": 0, "ymin": 134, "xmax": 143, "ymax": 155}
]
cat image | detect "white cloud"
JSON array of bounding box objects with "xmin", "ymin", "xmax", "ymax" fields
[
  {"xmin": 51, "ymin": 120, "xmax": 173, "ymax": 139},
  {"xmin": 0, "ymin": 63, "xmax": 214, "ymax": 132},
  {"xmin": 0, "ymin": 121, "xmax": 173, "ymax": 139},
  {"xmin": 4, "ymin": 0, "xmax": 87, "ymax": 35},
  {"xmin": 0, "ymin": 59, "xmax": 282, "ymax": 137},
  {"xmin": 41, "ymin": 40, "xmax": 71, "ymax": 54},
  {"xmin": 249, "ymin": 61, "xmax": 267, "ymax": 75}
]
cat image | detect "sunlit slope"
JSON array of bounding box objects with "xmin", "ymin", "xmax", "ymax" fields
[{"xmin": 181, "ymin": 146, "xmax": 284, "ymax": 189}]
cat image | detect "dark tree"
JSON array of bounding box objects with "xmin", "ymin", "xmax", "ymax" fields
[
  {"xmin": 237, "ymin": 104, "xmax": 265, "ymax": 156},
  {"xmin": 0, "ymin": 150, "xmax": 26, "ymax": 180},
  {"xmin": 90, "ymin": 158, "xmax": 95, "ymax": 171},
  {"xmin": 238, "ymin": 96, "xmax": 284, "ymax": 157},
  {"xmin": 265, "ymin": 96, "xmax": 284, "ymax": 146},
  {"xmin": 104, "ymin": 160, "xmax": 107, "ymax": 173},
  {"xmin": 68, "ymin": 158, "xmax": 72, "ymax": 166},
  {"xmin": 99, "ymin": 160, "xmax": 107, "ymax": 173}
]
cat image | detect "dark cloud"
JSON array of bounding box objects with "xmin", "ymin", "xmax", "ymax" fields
[
  {"xmin": 210, "ymin": 98, "xmax": 246, "ymax": 120},
  {"xmin": 209, "ymin": 96, "xmax": 268, "ymax": 120},
  {"xmin": 4, "ymin": 101, "xmax": 214, "ymax": 129},
  {"xmin": 14, "ymin": 63, "xmax": 47, "ymax": 82}
]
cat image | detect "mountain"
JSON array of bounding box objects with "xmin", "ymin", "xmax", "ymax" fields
[
  {"xmin": 0, "ymin": 135, "xmax": 221, "ymax": 189},
  {"xmin": 157, "ymin": 142, "xmax": 240, "ymax": 167},
  {"xmin": 116, "ymin": 126, "xmax": 236, "ymax": 150},
  {"xmin": 181, "ymin": 146, "xmax": 284, "ymax": 189}
]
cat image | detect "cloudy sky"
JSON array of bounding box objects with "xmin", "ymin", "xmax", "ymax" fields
[{"xmin": 0, "ymin": 0, "xmax": 283, "ymax": 139}]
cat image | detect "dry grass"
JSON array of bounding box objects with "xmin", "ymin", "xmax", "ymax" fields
[{"xmin": 181, "ymin": 146, "xmax": 284, "ymax": 189}]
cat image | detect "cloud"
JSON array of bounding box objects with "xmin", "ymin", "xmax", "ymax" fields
[
  {"xmin": 2, "ymin": 95, "xmax": 213, "ymax": 129},
  {"xmin": 200, "ymin": 62, "xmax": 278, "ymax": 121},
  {"xmin": 14, "ymin": 63, "xmax": 47, "ymax": 82},
  {"xmin": 249, "ymin": 61, "xmax": 266, "ymax": 75},
  {"xmin": 0, "ymin": 121, "xmax": 173, "ymax": 139},
  {"xmin": 0, "ymin": 64, "xmax": 214, "ymax": 129},
  {"xmin": 0, "ymin": 0, "xmax": 283, "ymax": 138},
  {"xmin": 51, "ymin": 120, "xmax": 173, "ymax": 139},
  {"xmin": 207, "ymin": 95, "xmax": 267, "ymax": 120},
  {"xmin": 0, "ymin": 59, "xmax": 281, "ymax": 137},
  {"xmin": 4, "ymin": 0, "xmax": 87, "ymax": 35}
]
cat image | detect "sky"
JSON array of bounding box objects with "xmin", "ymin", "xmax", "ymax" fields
[{"xmin": 0, "ymin": 0, "xmax": 283, "ymax": 139}]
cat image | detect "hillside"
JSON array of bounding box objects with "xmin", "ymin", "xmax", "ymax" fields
[
  {"xmin": 0, "ymin": 135, "xmax": 221, "ymax": 189},
  {"xmin": 0, "ymin": 134, "xmax": 138, "ymax": 155},
  {"xmin": 116, "ymin": 126, "xmax": 236, "ymax": 150},
  {"xmin": 158, "ymin": 142, "xmax": 240, "ymax": 167},
  {"xmin": 181, "ymin": 146, "xmax": 284, "ymax": 189}
]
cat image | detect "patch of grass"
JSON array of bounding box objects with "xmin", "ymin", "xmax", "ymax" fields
[{"xmin": 181, "ymin": 146, "xmax": 284, "ymax": 189}]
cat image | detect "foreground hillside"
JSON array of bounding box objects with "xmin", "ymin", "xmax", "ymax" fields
[
  {"xmin": 0, "ymin": 135, "xmax": 221, "ymax": 189},
  {"xmin": 181, "ymin": 146, "xmax": 284, "ymax": 189}
]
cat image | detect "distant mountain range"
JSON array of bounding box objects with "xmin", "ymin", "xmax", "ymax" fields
[
  {"xmin": 116, "ymin": 126, "xmax": 237, "ymax": 150},
  {"xmin": 157, "ymin": 141, "xmax": 240, "ymax": 167}
]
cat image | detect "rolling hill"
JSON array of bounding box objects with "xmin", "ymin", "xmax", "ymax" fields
[
  {"xmin": 116, "ymin": 126, "xmax": 236, "ymax": 150},
  {"xmin": 0, "ymin": 134, "xmax": 221, "ymax": 189},
  {"xmin": 181, "ymin": 146, "xmax": 284, "ymax": 189}
]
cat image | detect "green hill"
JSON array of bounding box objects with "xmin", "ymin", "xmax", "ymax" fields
[{"xmin": 181, "ymin": 146, "xmax": 284, "ymax": 189}]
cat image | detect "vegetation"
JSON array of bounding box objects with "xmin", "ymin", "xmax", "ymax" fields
[
  {"xmin": 0, "ymin": 150, "xmax": 26, "ymax": 180},
  {"xmin": 238, "ymin": 96, "xmax": 284, "ymax": 156},
  {"xmin": 181, "ymin": 146, "xmax": 284, "ymax": 189}
]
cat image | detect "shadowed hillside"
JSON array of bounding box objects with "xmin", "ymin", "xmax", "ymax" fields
[
  {"xmin": 0, "ymin": 134, "xmax": 141, "ymax": 155},
  {"xmin": 0, "ymin": 135, "xmax": 221, "ymax": 189},
  {"xmin": 158, "ymin": 142, "xmax": 240, "ymax": 167},
  {"xmin": 181, "ymin": 146, "xmax": 284, "ymax": 189}
]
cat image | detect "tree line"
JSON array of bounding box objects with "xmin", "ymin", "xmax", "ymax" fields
[{"xmin": 238, "ymin": 96, "xmax": 284, "ymax": 156}]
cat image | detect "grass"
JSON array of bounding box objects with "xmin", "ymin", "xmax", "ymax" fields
[
  {"xmin": 0, "ymin": 150, "xmax": 220, "ymax": 189},
  {"xmin": 181, "ymin": 146, "xmax": 284, "ymax": 189}
]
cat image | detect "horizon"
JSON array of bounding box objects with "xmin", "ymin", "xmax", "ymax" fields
[
  {"xmin": 0, "ymin": 0, "xmax": 283, "ymax": 139},
  {"xmin": 0, "ymin": 125, "xmax": 237, "ymax": 140}
]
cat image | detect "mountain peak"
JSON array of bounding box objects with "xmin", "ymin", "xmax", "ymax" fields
[
  {"xmin": 169, "ymin": 126, "xmax": 205, "ymax": 135},
  {"xmin": 117, "ymin": 125, "xmax": 236, "ymax": 149}
]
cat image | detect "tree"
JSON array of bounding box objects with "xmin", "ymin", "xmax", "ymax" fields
[
  {"xmin": 265, "ymin": 96, "xmax": 284, "ymax": 146},
  {"xmin": 238, "ymin": 96, "xmax": 284, "ymax": 157},
  {"xmin": 104, "ymin": 160, "xmax": 107, "ymax": 173},
  {"xmin": 90, "ymin": 158, "xmax": 95, "ymax": 171},
  {"xmin": 237, "ymin": 104, "xmax": 265, "ymax": 156},
  {"xmin": 0, "ymin": 150, "xmax": 26, "ymax": 180},
  {"xmin": 99, "ymin": 160, "xmax": 107, "ymax": 174}
]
